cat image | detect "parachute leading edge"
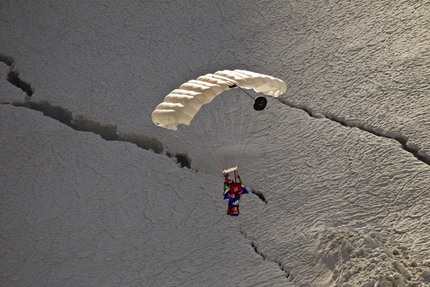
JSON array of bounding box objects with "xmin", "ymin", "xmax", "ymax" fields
[{"xmin": 151, "ymin": 70, "xmax": 287, "ymax": 130}]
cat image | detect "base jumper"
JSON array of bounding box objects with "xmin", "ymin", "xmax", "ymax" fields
[{"xmin": 223, "ymin": 168, "xmax": 248, "ymax": 216}]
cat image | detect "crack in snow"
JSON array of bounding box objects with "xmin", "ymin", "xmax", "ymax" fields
[
  {"xmin": 166, "ymin": 152, "xmax": 191, "ymax": 168},
  {"xmin": 279, "ymin": 98, "xmax": 430, "ymax": 166},
  {"xmin": 240, "ymin": 228, "xmax": 292, "ymax": 282},
  {"xmin": 250, "ymin": 188, "xmax": 267, "ymax": 204},
  {"xmin": 0, "ymin": 54, "xmax": 14, "ymax": 66},
  {"xmin": 0, "ymin": 54, "xmax": 222, "ymax": 172},
  {"xmin": 7, "ymin": 70, "xmax": 33, "ymax": 97},
  {"xmin": 0, "ymin": 52, "xmax": 191, "ymax": 166},
  {"xmin": 3, "ymin": 49, "xmax": 426, "ymax": 172},
  {"xmin": 0, "ymin": 54, "xmax": 33, "ymax": 98},
  {"xmin": 11, "ymin": 100, "xmax": 165, "ymax": 154}
]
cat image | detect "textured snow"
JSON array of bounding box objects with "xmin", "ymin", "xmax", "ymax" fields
[{"xmin": 1, "ymin": 1, "xmax": 430, "ymax": 286}]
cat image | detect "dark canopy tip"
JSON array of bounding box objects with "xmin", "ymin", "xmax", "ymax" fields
[{"xmin": 253, "ymin": 97, "xmax": 267, "ymax": 111}]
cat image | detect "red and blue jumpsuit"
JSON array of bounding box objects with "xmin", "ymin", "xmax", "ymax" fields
[{"xmin": 223, "ymin": 175, "xmax": 248, "ymax": 216}]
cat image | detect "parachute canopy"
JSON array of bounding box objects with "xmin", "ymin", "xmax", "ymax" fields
[{"xmin": 151, "ymin": 70, "xmax": 287, "ymax": 130}]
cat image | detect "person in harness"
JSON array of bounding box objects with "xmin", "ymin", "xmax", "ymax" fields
[{"xmin": 223, "ymin": 169, "xmax": 248, "ymax": 216}]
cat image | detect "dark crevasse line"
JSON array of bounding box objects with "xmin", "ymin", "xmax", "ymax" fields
[
  {"xmin": 8, "ymin": 70, "xmax": 34, "ymax": 97},
  {"xmin": 0, "ymin": 53, "xmax": 191, "ymax": 166},
  {"xmin": 239, "ymin": 228, "xmax": 293, "ymax": 282},
  {"xmin": 8, "ymin": 100, "xmax": 194, "ymax": 167},
  {"xmin": 279, "ymin": 98, "xmax": 430, "ymax": 166},
  {"xmin": 0, "ymin": 54, "xmax": 14, "ymax": 66},
  {"xmin": 250, "ymin": 188, "xmax": 267, "ymax": 204},
  {"xmin": 0, "ymin": 54, "xmax": 34, "ymax": 97},
  {"xmin": 10, "ymin": 100, "xmax": 165, "ymax": 153}
]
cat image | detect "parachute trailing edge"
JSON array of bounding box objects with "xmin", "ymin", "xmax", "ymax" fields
[{"xmin": 152, "ymin": 69, "xmax": 287, "ymax": 130}]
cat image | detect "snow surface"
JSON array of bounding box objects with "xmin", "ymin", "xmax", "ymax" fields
[{"xmin": 1, "ymin": 1, "xmax": 430, "ymax": 286}]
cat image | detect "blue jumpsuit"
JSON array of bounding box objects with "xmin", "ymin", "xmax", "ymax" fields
[{"xmin": 223, "ymin": 181, "xmax": 249, "ymax": 216}]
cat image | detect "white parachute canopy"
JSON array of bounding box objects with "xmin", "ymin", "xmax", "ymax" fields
[{"xmin": 151, "ymin": 70, "xmax": 287, "ymax": 130}]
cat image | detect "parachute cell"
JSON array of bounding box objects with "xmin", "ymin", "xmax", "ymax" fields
[{"xmin": 152, "ymin": 70, "xmax": 287, "ymax": 130}]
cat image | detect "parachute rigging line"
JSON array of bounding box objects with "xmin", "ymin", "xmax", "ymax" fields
[
  {"xmin": 170, "ymin": 127, "xmax": 224, "ymax": 170},
  {"xmin": 152, "ymin": 69, "xmax": 286, "ymax": 131},
  {"xmin": 151, "ymin": 69, "xmax": 287, "ymax": 171},
  {"xmin": 236, "ymin": 86, "xmax": 255, "ymax": 100}
]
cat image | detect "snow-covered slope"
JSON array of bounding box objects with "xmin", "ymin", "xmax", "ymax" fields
[
  {"xmin": 1, "ymin": 1, "xmax": 430, "ymax": 286},
  {"xmin": 1, "ymin": 105, "xmax": 289, "ymax": 287}
]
